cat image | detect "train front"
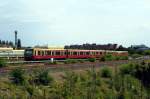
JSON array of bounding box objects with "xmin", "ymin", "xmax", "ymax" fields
[{"xmin": 24, "ymin": 48, "xmax": 34, "ymax": 61}]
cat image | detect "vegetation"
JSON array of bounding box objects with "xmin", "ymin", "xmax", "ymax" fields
[
  {"xmin": 100, "ymin": 66, "xmax": 112, "ymax": 78},
  {"xmin": 10, "ymin": 68, "xmax": 26, "ymax": 85},
  {"xmin": 0, "ymin": 39, "xmax": 14, "ymax": 47},
  {"xmin": 64, "ymin": 59, "xmax": 78, "ymax": 64},
  {"xmin": 0, "ymin": 58, "xmax": 7, "ymax": 68},
  {"xmin": 0, "ymin": 62, "xmax": 150, "ymax": 98},
  {"xmin": 100, "ymin": 54, "xmax": 128, "ymax": 62},
  {"xmin": 88, "ymin": 58, "xmax": 96, "ymax": 62}
]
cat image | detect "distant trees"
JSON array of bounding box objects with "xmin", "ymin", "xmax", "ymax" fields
[
  {"xmin": 0, "ymin": 39, "xmax": 14, "ymax": 47},
  {"xmin": 65, "ymin": 43, "xmax": 118, "ymax": 50},
  {"xmin": 0, "ymin": 39, "xmax": 22, "ymax": 49}
]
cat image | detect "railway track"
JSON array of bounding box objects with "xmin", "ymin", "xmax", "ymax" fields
[{"xmin": 0, "ymin": 59, "xmax": 145, "ymax": 75}]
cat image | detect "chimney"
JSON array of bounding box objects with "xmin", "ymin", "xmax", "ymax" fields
[{"xmin": 14, "ymin": 30, "xmax": 18, "ymax": 49}]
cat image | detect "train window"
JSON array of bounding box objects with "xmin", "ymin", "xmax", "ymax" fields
[
  {"xmin": 73, "ymin": 52, "xmax": 77, "ymax": 55},
  {"xmin": 51, "ymin": 51, "xmax": 55, "ymax": 56},
  {"xmin": 100, "ymin": 52, "xmax": 102, "ymax": 55},
  {"xmin": 47, "ymin": 51, "xmax": 51, "ymax": 55},
  {"xmin": 86, "ymin": 52, "xmax": 90, "ymax": 55},
  {"xmin": 42, "ymin": 51, "xmax": 44, "ymax": 56},
  {"xmin": 56, "ymin": 51, "xmax": 60, "ymax": 55},
  {"xmin": 38, "ymin": 51, "xmax": 41, "ymax": 55},
  {"xmin": 67, "ymin": 52, "xmax": 70, "ymax": 55},
  {"xmin": 65, "ymin": 52, "xmax": 67, "ymax": 55},
  {"xmin": 61, "ymin": 51, "xmax": 65, "ymax": 55},
  {"xmin": 80, "ymin": 52, "xmax": 83, "ymax": 55},
  {"xmin": 34, "ymin": 51, "xmax": 36, "ymax": 56}
]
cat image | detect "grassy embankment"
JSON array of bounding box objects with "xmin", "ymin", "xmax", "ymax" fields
[{"xmin": 0, "ymin": 57, "xmax": 150, "ymax": 98}]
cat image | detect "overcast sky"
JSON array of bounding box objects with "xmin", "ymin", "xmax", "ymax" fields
[{"xmin": 0, "ymin": 0, "xmax": 150, "ymax": 47}]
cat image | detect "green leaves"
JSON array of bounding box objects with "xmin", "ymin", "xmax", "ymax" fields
[{"xmin": 10, "ymin": 68, "xmax": 25, "ymax": 85}]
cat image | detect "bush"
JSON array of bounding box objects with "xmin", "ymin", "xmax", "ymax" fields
[
  {"xmin": 10, "ymin": 68, "xmax": 26, "ymax": 85},
  {"xmin": 119, "ymin": 63, "xmax": 135, "ymax": 76},
  {"xmin": 35, "ymin": 70, "xmax": 53, "ymax": 85},
  {"xmin": 78, "ymin": 59, "xmax": 84, "ymax": 63},
  {"xmin": 88, "ymin": 58, "xmax": 96, "ymax": 62},
  {"xmin": 0, "ymin": 59, "xmax": 7, "ymax": 68},
  {"xmin": 144, "ymin": 50, "xmax": 150, "ymax": 55},
  {"xmin": 131, "ymin": 54, "xmax": 141, "ymax": 59},
  {"xmin": 100, "ymin": 67, "xmax": 112, "ymax": 78},
  {"xmin": 65, "ymin": 59, "xmax": 78, "ymax": 64},
  {"xmin": 105, "ymin": 54, "xmax": 114, "ymax": 61},
  {"xmin": 120, "ymin": 56, "xmax": 128, "ymax": 60},
  {"xmin": 115, "ymin": 56, "xmax": 120, "ymax": 60},
  {"xmin": 100, "ymin": 57, "xmax": 105, "ymax": 61},
  {"xmin": 47, "ymin": 61, "xmax": 57, "ymax": 65}
]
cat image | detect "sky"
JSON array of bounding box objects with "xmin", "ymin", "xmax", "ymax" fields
[{"xmin": 0, "ymin": 0, "xmax": 150, "ymax": 47}]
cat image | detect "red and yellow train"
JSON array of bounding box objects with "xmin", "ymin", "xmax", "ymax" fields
[{"xmin": 24, "ymin": 48, "xmax": 128, "ymax": 61}]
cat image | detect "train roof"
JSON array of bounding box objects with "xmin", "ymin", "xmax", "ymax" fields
[
  {"xmin": 26, "ymin": 48, "xmax": 128, "ymax": 53},
  {"xmin": 0, "ymin": 47, "xmax": 13, "ymax": 51}
]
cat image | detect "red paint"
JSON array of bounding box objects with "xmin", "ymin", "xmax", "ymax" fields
[{"xmin": 33, "ymin": 55, "xmax": 66, "ymax": 60}]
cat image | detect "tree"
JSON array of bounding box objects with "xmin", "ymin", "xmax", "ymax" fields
[
  {"xmin": 9, "ymin": 41, "xmax": 14, "ymax": 47},
  {"xmin": 17, "ymin": 39, "xmax": 21, "ymax": 49},
  {"xmin": 34, "ymin": 69, "xmax": 53, "ymax": 85},
  {"xmin": 6, "ymin": 40, "xmax": 9, "ymax": 45},
  {"xmin": 2, "ymin": 40, "xmax": 5, "ymax": 45}
]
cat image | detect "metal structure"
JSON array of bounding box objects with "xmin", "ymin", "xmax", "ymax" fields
[{"xmin": 14, "ymin": 30, "xmax": 18, "ymax": 49}]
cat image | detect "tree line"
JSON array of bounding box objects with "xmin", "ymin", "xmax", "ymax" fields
[{"xmin": 0, "ymin": 39, "xmax": 21, "ymax": 49}]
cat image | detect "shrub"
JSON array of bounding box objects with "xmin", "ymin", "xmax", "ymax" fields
[
  {"xmin": 36, "ymin": 70, "xmax": 53, "ymax": 85},
  {"xmin": 10, "ymin": 68, "xmax": 26, "ymax": 85},
  {"xmin": 100, "ymin": 57, "xmax": 105, "ymax": 61},
  {"xmin": 47, "ymin": 61, "xmax": 57, "ymax": 65},
  {"xmin": 65, "ymin": 59, "xmax": 78, "ymax": 64},
  {"xmin": 100, "ymin": 67, "xmax": 112, "ymax": 78},
  {"xmin": 78, "ymin": 59, "xmax": 84, "ymax": 63},
  {"xmin": 0, "ymin": 59, "xmax": 7, "ymax": 68},
  {"xmin": 120, "ymin": 56, "xmax": 128, "ymax": 60},
  {"xmin": 88, "ymin": 58, "xmax": 96, "ymax": 62},
  {"xmin": 144, "ymin": 50, "xmax": 150, "ymax": 55},
  {"xmin": 131, "ymin": 54, "xmax": 141, "ymax": 59},
  {"xmin": 119, "ymin": 63, "xmax": 135, "ymax": 76},
  {"xmin": 115, "ymin": 56, "xmax": 120, "ymax": 60},
  {"xmin": 105, "ymin": 54, "xmax": 114, "ymax": 61}
]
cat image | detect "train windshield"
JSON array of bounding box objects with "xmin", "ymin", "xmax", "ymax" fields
[{"xmin": 24, "ymin": 49, "xmax": 33, "ymax": 56}]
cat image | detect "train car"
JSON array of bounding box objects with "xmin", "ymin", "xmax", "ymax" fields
[
  {"xmin": 24, "ymin": 48, "xmax": 128, "ymax": 61},
  {"xmin": 0, "ymin": 48, "xmax": 13, "ymax": 57},
  {"xmin": 105, "ymin": 50, "xmax": 128, "ymax": 57},
  {"xmin": 0, "ymin": 47, "xmax": 24, "ymax": 59}
]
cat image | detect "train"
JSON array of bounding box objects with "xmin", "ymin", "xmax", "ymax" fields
[
  {"xmin": 24, "ymin": 48, "xmax": 128, "ymax": 61},
  {"xmin": 0, "ymin": 48, "xmax": 24, "ymax": 59}
]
